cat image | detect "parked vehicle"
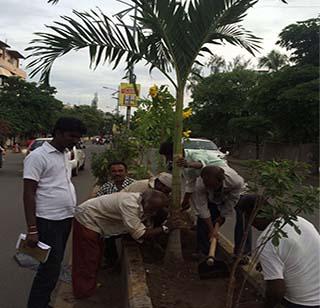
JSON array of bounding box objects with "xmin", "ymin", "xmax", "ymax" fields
[
  {"xmin": 26, "ymin": 138, "xmax": 86, "ymax": 176},
  {"xmin": 68, "ymin": 142, "xmax": 86, "ymax": 176},
  {"xmin": 26, "ymin": 138, "xmax": 53, "ymax": 156},
  {"xmin": 183, "ymin": 138, "xmax": 229, "ymax": 160}
]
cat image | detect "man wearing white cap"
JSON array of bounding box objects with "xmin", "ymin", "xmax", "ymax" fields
[{"xmin": 123, "ymin": 172, "xmax": 172, "ymax": 195}]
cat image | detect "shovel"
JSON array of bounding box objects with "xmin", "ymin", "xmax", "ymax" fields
[{"xmin": 198, "ymin": 237, "xmax": 229, "ymax": 279}]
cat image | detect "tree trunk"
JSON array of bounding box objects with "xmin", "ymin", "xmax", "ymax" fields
[
  {"xmin": 165, "ymin": 83, "xmax": 185, "ymax": 264},
  {"xmin": 164, "ymin": 228, "xmax": 183, "ymax": 264},
  {"xmin": 255, "ymin": 135, "xmax": 260, "ymax": 159}
]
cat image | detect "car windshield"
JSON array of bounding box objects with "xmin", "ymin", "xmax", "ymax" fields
[
  {"xmin": 184, "ymin": 140, "xmax": 218, "ymax": 151},
  {"xmin": 30, "ymin": 140, "xmax": 46, "ymax": 151}
]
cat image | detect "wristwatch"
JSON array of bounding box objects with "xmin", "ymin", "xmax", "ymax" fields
[{"xmin": 161, "ymin": 225, "xmax": 170, "ymax": 234}]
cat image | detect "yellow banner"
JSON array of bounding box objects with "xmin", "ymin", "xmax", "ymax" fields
[{"xmin": 118, "ymin": 83, "xmax": 141, "ymax": 107}]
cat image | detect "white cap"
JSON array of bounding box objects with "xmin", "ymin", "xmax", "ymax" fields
[{"xmin": 149, "ymin": 172, "xmax": 172, "ymax": 189}]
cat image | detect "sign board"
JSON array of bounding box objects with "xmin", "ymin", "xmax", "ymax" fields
[{"xmin": 119, "ymin": 83, "xmax": 141, "ymax": 107}]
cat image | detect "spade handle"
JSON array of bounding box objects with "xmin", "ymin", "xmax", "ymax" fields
[{"xmin": 207, "ymin": 238, "xmax": 217, "ymax": 265}]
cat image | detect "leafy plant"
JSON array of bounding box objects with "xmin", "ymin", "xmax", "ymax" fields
[
  {"xmin": 227, "ymin": 160, "xmax": 320, "ymax": 308},
  {"xmin": 91, "ymin": 127, "xmax": 139, "ymax": 185}
]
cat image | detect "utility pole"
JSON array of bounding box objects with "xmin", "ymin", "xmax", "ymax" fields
[{"xmin": 126, "ymin": 4, "xmax": 137, "ymax": 129}]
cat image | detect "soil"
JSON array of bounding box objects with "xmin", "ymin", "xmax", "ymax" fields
[{"xmin": 143, "ymin": 230, "xmax": 264, "ymax": 308}]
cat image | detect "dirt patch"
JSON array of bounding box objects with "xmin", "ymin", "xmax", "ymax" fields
[{"xmin": 143, "ymin": 230, "xmax": 263, "ymax": 308}]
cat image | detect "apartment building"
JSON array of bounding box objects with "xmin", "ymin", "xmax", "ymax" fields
[{"xmin": 0, "ymin": 40, "xmax": 26, "ymax": 85}]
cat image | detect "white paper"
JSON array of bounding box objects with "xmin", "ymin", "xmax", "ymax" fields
[{"xmin": 16, "ymin": 233, "xmax": 51, "ymax": 250}]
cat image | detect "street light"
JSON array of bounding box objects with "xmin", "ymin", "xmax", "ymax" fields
[{"xmin": 113, "ymin": 0, "xmax": 138, "ymax": 128}]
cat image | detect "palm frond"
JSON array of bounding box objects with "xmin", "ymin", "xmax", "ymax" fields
[
  {"xmin": 26, "ymin": 9, "xmax": 141, "ymax": 83},
  {"xmin": 47, "ymin": 0, "xmax": 60, "ymax": 4}
]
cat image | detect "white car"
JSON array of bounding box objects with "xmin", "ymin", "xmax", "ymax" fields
[
  {"xmin": 27, "ymin": 138, "xmax": 85, "ymax": 176},
  {"xmin": 68, "ymin": 142, "xmax": 86, "ymax": 176},
  {"xmin": 183, "ymin": 138, "xmax": 229, "ymax": 160}
]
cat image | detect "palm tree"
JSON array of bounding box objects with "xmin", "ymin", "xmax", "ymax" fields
[
  {"xmin": 27, "ymin": 0, "xmax": 262, "ymax": 261},
  {"xmin": 258, "ymin": 49, "xmax": 288, "ymax": 71}
]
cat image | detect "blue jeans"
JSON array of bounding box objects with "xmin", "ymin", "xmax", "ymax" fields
[
  {"xmin": 196, "ymin": 203, "xmax": 222, "ymax": 255},
  {"xmin": 27, "ymin": 217, "xmax": 72, "ymax": 308},
  {"xmin": 234, "ymin": 195, "xmax": 252, "ymax": 256}
]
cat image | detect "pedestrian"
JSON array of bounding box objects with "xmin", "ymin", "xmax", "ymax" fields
[
  {"xmin": 95, "ymin": 160, "xmax": 135, "ymax": 268},
  {"xmin": 123, "ymin": 172, "xmax": 172, "ymax": 195},
  {"xmin": 123, "ymin": 172, "xmax": 172, "ymax": 227},
  {"xmin": 237, "ymin": 195, "xmax": 320, "ymax": 308},
  {"xmin": 96, "ymin": 161, "xmax": 135, "ymax": 196},
  {"xmin": 191, "ymin": 165, "xmax": 246, "ymax": 257},
  {"xmin": 0, "ymin": 142, "xmax": 5, "ymax": 168},
  {"xmin": 23, "ymin": 117, "xmax": 87, "ymax": 308},
  {"xmin": 72, "ymin": 190, "xmax": 180, "ymax": 298},
  {"xmin": 162, "ymin": 141, "xmax": 252, "ymax": 261}
]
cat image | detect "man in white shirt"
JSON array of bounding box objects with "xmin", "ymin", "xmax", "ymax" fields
[
  {"xmin": 72, "ymin": 190, "xmax": 178, "ymax": 299},
  {"xmin": 123, "ymin": 172, "xmax": 172, "ymax": 194},
  {"xmin": 23, "ymin": 117, "xmax": 86, "ymax": 308},
  {"xmin": 237, "ymin": 195, "xmax": 320, "ymax": 308},
  {"xmin": 191, "ymin": 165, "xmax": 246, "ymax": 255}
]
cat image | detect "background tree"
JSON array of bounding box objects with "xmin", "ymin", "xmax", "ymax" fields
[
  {"xmin": 60, "ymin": 104, "xmax": 107, "ymax": 136},
  {"xmin": 0, "ymin": 77, "xmax": 63, "ymax": 138},
  {"xmin": 27, "ymin": 0, "xmax": 262, "ymax": 262},
  {"xmin": 252, "ymin": 64, "xmax": 319, "ymax": 143},
  {"xmin": 258, "ymin": 49, "xmax": 288, "ymax": 72},
  {"xmin": 228, "ymin": 115, "xmax": 272, "ymax": 158},
  {"xmin": 189, "ymin": 69, "xmax": 259, "ymax": 144},
  {"xmin": 277, "ymin": 17, "xmax": 320, "ymax": 66}
]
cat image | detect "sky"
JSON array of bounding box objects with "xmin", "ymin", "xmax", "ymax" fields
[{"xmin": 0, "ymin": 0, "xmax": 319, "ymax": 113}]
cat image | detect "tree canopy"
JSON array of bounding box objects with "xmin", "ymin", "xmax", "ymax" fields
[
  {"xmin": 0, "ymin": 77, "xmax": 63, "ymax": 137},
  {"xmin": 277, "ymin": 18, "xmax": 320, "ymax": 66}
]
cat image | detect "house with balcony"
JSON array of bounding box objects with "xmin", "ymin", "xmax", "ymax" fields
[{"xmin": 0, "ymin": 40, "xmax": 26, "ymax": 85}]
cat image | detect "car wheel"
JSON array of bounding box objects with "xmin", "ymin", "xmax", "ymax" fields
[{"xmin": 72, "ymin": 164, "xmax": 79, "ymax": 176}]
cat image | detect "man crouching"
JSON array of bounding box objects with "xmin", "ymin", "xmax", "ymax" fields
[{"xmin": 72, "ymin": 190, "xmax": 174, "ymax": 299}]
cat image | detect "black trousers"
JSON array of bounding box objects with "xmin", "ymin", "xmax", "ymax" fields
[
  {"xmin": 196, "ymin": 203, "xmax": 221, "ymax": 255},
  {"xmin": 27, "ymin": 217, "xmax": 72, "ymax": 308}
]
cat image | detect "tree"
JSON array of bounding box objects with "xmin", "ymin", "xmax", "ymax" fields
[
  {"xmin": 27, "ymin": 0, "xmax": 263, "ymax": 261},
  {"xmin": 226, "ymin": 55, "xmax": 252, "ymax": 71},
  {"xmin": 277, "ymin": 18, "xmax": 320, "ymax": 66},
  {"xmin": 258, "ymin": 49, "xmax": 288, "ymax": 72},
  {"xmin": 252, "ymin": 64, "xmax": 319, "ymax": 143},
  {"xmin": 60, "ymin": 105, "xmax": 106, "ymax": 136},
  {"xmin": 189, "ymin": 69, "xmax": 259, "ymax": 143},
  {"xmin": 228, "ymin": 115, "xmax": 272, "ymax": 158},
  {"xmin": 0, "ymin": 77, "xmax": 63, "ymax": 138},
  {"xmin": 206, "ymin": 54, "xmax": 226, "ymax": 74}
]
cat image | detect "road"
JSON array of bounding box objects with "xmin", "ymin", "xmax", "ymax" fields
[{"xmin": 0, "ymin": 144, "xmax": 101, "ymax": 308}]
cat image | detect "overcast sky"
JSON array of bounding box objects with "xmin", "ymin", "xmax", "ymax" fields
[{"xmin": 0, "ymin": 0, "xmax": 319, "ymax": 112}]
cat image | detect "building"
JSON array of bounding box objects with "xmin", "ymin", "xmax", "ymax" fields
[{"xmin": 0, "ymin": 40, "xmax": 26, "ymax": 85}]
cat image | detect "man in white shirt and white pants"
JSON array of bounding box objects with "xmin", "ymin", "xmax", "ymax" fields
[
  {"xmin": 23, "ymin": 117, "xmax": 86, "ymax": 308},
  {"xmin": 237, "ymin": 195, "xmax": 320, "ymax": 308}
]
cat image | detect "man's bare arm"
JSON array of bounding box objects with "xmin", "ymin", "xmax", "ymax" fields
[
  {"xmin": 23, "ymin": 179, "xmax": 39, "ymax": 246},
  {"xmin": 265, "ymin": 279, "xmax": 286, "ymax": 308}
]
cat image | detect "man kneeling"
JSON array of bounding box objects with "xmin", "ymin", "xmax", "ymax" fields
[{"xmin": 72, "ymin": 190, "xmax": 173, "ymax": 298}]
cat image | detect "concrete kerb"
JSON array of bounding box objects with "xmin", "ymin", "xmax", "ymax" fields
[
  {"xmin": 53, "ymin": 233, "xmax": 263, "ymax": 308},
  {"xmin": 121, "ymin": 239, "xmax": 153, "ymax": 308},
  {"xmin": 218, "ymin": 233, "xmax": 265, "ymax": 296}
]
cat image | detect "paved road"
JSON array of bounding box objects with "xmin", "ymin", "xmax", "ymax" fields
[{"xmin": 0, "ymin": 144, "xmax": 102, "ymax": 308}]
